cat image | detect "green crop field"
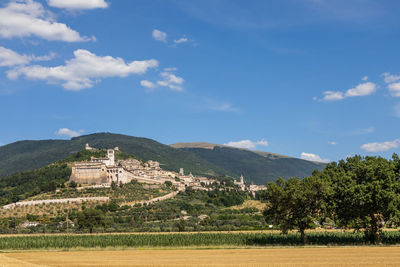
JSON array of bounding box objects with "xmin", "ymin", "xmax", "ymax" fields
[{"xmin": 1, "ymin": 231, "xmax": 400, "ymax": 250}]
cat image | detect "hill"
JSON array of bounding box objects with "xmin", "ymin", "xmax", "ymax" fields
[
  {"xmin": 173, "ymin": 145, "xmax": 325, "ymax": 184},
  {"xmin": 0, "ymin": 133, "xmax": 325, "ymax": 185},
  {"xmin": 171, "ymin": 142, "xmax": 291, "ymax": 159},
  {"xmin": 0, "ymin": 133, "xmax": 228, "ymax": 179}
]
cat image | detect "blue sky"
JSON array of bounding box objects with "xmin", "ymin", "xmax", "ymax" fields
[{"xmin": 0, "ymin": 0, "xmax": 400, "ymax": 163}]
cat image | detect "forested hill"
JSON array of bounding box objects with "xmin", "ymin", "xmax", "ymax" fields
[
  {"xmin": 0, "ymin": 133, "xmax": 227, "ymax": 179},
  {"xmin": 175, "ymin": 146, "xmax": 325, "ymax": 184},
  {"xmin": 0, "ymin": 133, "xmax": 325, "ymax": 184}
]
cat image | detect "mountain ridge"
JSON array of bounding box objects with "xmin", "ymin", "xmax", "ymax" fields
[
  {"xmin": 0, "ymin": 133, "xmax": 325, "ymax": 184},
  {"xmin": 171, "ymin": 142, "xmax": 292, "ymax": 159}
]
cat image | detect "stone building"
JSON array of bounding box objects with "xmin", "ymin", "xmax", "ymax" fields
[
  {"xmin": 69, "ymin": 144, "xmax": 261, "ymax": 194},
  {"xmin": 70, "ymin": 148, "xmax": 124, "ymax": 185},
  {"xmin": 70, "ymin": 162, "xmax": 107, "ymax": 184}
]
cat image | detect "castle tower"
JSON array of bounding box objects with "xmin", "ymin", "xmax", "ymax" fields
[
  {"xmin": 107, "ymin": 149, "xmax": 115, "ymax": 166},
  {"xmin": 240, "ymin": 175, "xmax": 244, "ymax": 185},
  {"xmin": 179, "ymin": 168, "xmax": 184, "ymax": 176},
  {"xmin": 85, "ymin": 143, "xmax": 93, "ymax": 150}
]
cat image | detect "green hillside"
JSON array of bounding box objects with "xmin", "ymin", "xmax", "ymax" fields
[
  {"xmin": 177, "ymin": 146, "xmax": 325, "ymax": 184},
  {"xmin": 0, "ymin": 133, "xmax": 228, "ymax": 179},
  {"xmin": 0, "ymin": 133, "xmax": 324, "ymax": 185}
]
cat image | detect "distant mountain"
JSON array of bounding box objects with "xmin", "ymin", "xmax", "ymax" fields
[
  {"xmin": 0, "ymin": 133, "xmax": 325, "ymax": 185},
  {"xmin": 171, "ymin": 142, "xmax": 291, "ymax": 159},
  {"xmin": 171, "ymin": 143, "xmax": 325, "ymax": 184},
  {"xmin": 0, "ymin": 133, "xmax": 227, "ymax": 179}
]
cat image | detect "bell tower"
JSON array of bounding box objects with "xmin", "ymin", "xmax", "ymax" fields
[{"xmin": 107, "ymin": 149, "xmax": 115, "ymax": 166}]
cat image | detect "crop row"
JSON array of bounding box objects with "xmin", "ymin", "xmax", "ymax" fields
[{"xmin": 1, "ymin": 231, "xmax": 400, "ymax": 250}]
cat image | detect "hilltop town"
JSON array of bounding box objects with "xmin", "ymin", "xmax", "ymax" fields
[{"xmin": 70, "ymin": 144, "xmax": 266, "ymax": 194}]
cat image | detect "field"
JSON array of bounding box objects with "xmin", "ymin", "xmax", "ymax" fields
[
  {"xmin": 1, "ymin": 247, "xmax": 400, "ymax": 266},
  {"xmin": 1, "ymin": 231, "xmax": 400, "ymax": 250}
]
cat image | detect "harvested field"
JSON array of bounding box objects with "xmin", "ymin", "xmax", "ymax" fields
[{"xmin": 1, "ymin": 247, "xmax": 400, "ymax": 266}]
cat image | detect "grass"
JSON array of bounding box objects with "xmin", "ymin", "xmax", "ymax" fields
[{"xmin": 1, "ymin": 231, "xmax": 400, "ymax": 250}]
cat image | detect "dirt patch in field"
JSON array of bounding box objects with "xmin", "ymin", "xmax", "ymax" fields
[{"xmin": 2, "ymin": 247, "xmax": 400, "ymax": 266}]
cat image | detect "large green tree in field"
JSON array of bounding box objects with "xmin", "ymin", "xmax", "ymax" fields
[
  {"xmin": 325, "ymin": 155, "xmax": 400, "ymax": 244},
  {"xmin": 263, "ymin": 176, "xmax": 329, "ymax": 244}
]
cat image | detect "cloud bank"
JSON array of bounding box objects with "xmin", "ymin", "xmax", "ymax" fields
[
  {"xmin": 157, "ymin": 71, "xmax": 184, "ymax": 91},
  {"xmin": 0, "ymin": 0, "xmax": 91, "ymax": 42},
  {"xmin": 0, "ymin": 46, "xmax": 55, "ymax": 67},
  {"xmin": 224, "ymin": 139, "xmax": 268, "ymax": 149},
  {"xmin": 317, "ymin": 82, "xmax": 377, "ymax": 101},
  {"xmin": 56, "ymin": 128, "xmax": 83, "ymax": 138},
  {"xmin": 7, "ymin": 49, "xmax": 158, "ymax": 90},
  {"xmin": 152, "ymin": 29, "xmax": 167, "ymax": 42},
  {"xmin": 300, "ymin": 152, "xmax": 330, "ymax": 163},
  {"xmin": 361, "ymin": 138, "xmax": 400, "ymax": 152},
  {"xmin": 47, "ymin": 0, "xmax": 108, "ymax": 10}
]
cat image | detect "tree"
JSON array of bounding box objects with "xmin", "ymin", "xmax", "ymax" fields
[
  {"xmin": 327, "ymin": 155, "xmax": 400, "ymax": 244},
  {"xmin": 175, "ymin": 219, "xmax": 186, "ymax": 232},
  {"xmin": 263, "ymin": 176, "xmax": 329, "ymax": 244},
  {"xmin": 69, "ymin": 181, "xmax": 77, "ymax": 188},
  {"xmin": 77, "ymin": 208, "xmax": 106, "ymax": 233},
  {"xmin": 111, "ymin": 181, "xmax": 117, "ymax": 190}
]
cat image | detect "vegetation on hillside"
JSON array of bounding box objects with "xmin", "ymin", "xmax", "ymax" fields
[
  {"xmin": 0, "ymin": 149, "xmax": 136, "ymax": 205},
  {"xmin": 27, "ymin": 181, "xmax": 172, "ymax": 203},
  {"xmin": 0, "ymin": 178, "xmax": 263, "ymax": 234},
  {"xmin": 262, "ymin": 154, "xmax": 400, "ymax": 244},
  {"xmin": 0, "ymin": 133, "xmax": 324, "ymax": 184},
  {"xmin": 0, "ymin": 133, "xmax": 229, "ymax": 179}
]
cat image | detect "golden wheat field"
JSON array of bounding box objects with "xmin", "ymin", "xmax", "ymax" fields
[{"xmin": 1, "ymin": 247, "xmax": 400, "ymax": 266}]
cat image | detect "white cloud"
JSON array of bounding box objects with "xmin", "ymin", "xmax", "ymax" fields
[
  {"xmin": 164, "ymin": 67, "xmax": 177, "ymax": 72},
  {"xmin": 0, "ymin": 46, "xmax": 55, "ymax": 67},
  {"xmin": 224, "ymin": 139, "xmax": 269, "ymax": 150},
  {"xmin": 328, "ymin": 141, "xmax": 337, "ymax": 145},
  {"xmin": 361, "ymin": 138, "xmax": 400, "ymax": 152},
  {"xmin": 47, "ymin": 0, "xmax": 108, "ymax": 10},
  {"xmin": 382, "ymin": 72, "xmax": 400, "ymax": 84},
  {"xmin": 7, "ymin": 49, "xmax": 158, "ymax": 90},
  {"xmin": 56, "ymin": 128, "xmax": 83, "ymax": 138},
  {"xmin": 300, "ymin": 152, "xmax": 330, "ymax": 163},
  {"xmin": 381, "ymin": 73, "xmax": 400, "ymax": 97},
  {"xmin": 362, "ymin": 76, "xmax": 368, "ymax": 81},
  {"xmin": 0, "ymin": 46, "xmax": 30, "ymax": 66},
  {"xmin": 152, "ymin": 29, "xmax": 167, "ymax": 42},
  {"xmin": 317, "ymin": 82, "xmax": 377, "ymax": 101},
  {"xmin": 140, "ymin": 80, "xmax": 156, "ymax": 89},
  {"xmin": 322, "ymin": 91, "xmax": 344, "ymax": 101},
  {"xmin": 388, "ymin": 83, "xmax": 400, "ymax": 97},
  {"xmin": 157, "ymin": 71, "xmax": 184, "ymax": 91},
  {"xmin": 344, "ymin": 82, "xmax": 376, "ymax": 97},
  {"xmin": 174, "ymin": 37, "xmax": 188, "ymax": 44},
  {"xmin": 0, "ymin": 0, "xmax": 91, "ymax": 42}
]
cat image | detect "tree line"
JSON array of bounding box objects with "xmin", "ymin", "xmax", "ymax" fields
[{"xmin": 262, "ymin": 154, "xmax": 400, "ymax": 244}]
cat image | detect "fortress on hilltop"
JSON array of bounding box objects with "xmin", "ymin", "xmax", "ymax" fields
[
  {"xmin": 69, "ymin": 148, "xmax": 131, "ymax": 185},
  {"xmin": 69, "ymin": 144, "xmax": 266, "ymax": 193},
  {"xmin": 69, "ymin": 144, "xmax": 216, "ymax": 189}
]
